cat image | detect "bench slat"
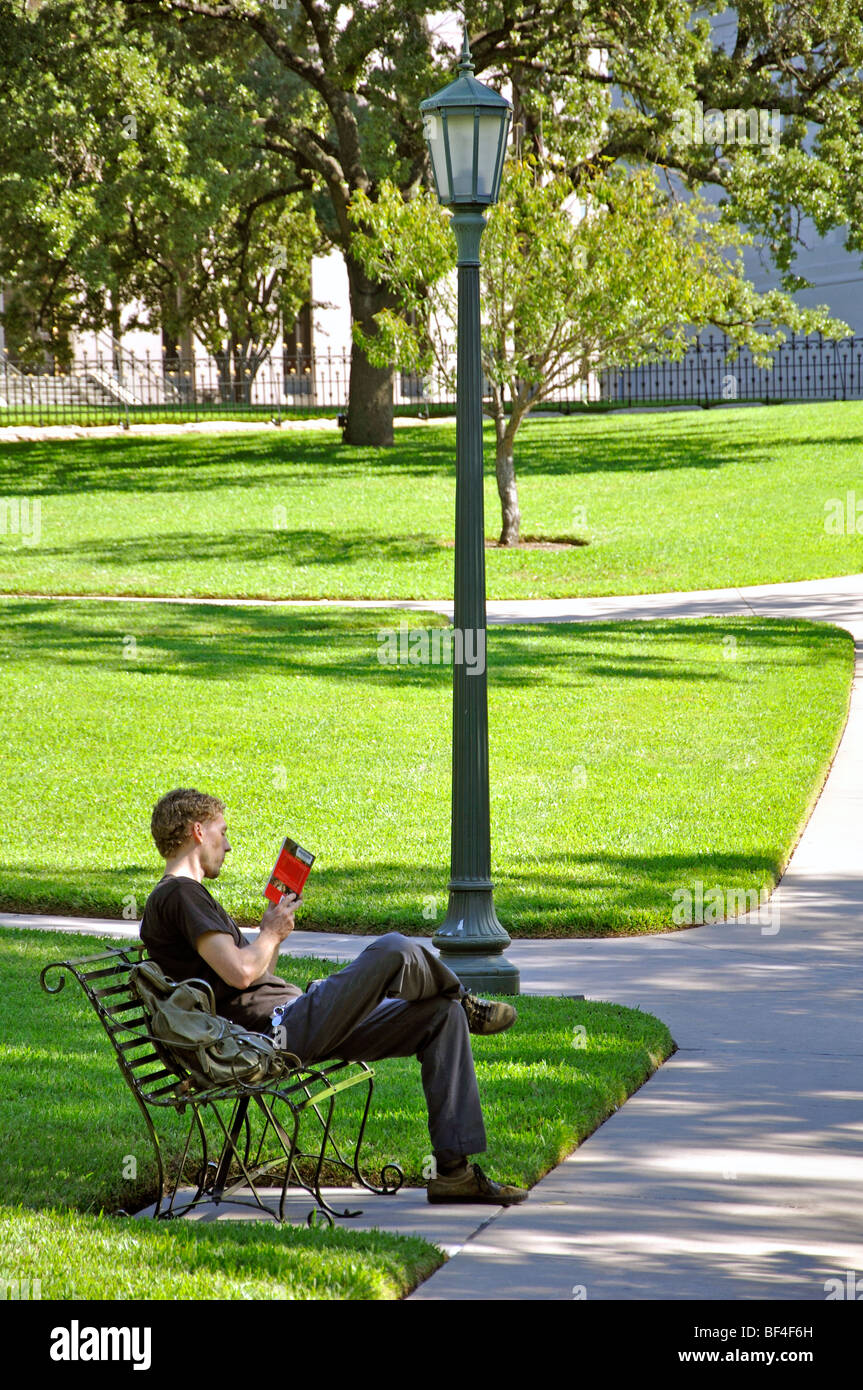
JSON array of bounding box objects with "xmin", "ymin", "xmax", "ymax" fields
[
  {"xmin": 93, "ymin": 982, "xmax": 135, "ymax": 1001},
  {"xmin": 108, "ymin": 1021, "xmax": 151, "ymax": 1040},
  {"xmin": 135, "ymin": 1069, "xmax": 178, "ymax": 1087},
  {"xmin": 65, "ymin": 949, "xmax": 141, "ymax": 969},
  {"xmin": 145, "ymin": 1078, "xmax": 188, "ymax": 1098},
  {"xmin": 116, "ymin": 1033, "xmax": 156, "ymax": 1051},
  {"xmin": 127, "ymin": 1052, "xmax": 168, "ymax": 1070},
  {"xmin": 81, "ymin": 963, "xmax": 137, "ymax": 984},
  {"xmin": 103, "ymin": 999, "xmax": 148, "ymax": 1017}
]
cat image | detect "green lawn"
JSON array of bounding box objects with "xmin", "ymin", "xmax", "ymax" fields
[
  {"xmin": 0, "ymin": 928, "xmax": 673, "ymax": 1299},
  {"xmin": 0, "ymin": 403, "xmax": 861, "ymax": 600},
  {"xmin": 0, "ymin": 600, "xmax": 852, "ymax": 933},
  {"xmin": 0, "ymin": 1208, "xmax": 441, "ymax": 1301}
]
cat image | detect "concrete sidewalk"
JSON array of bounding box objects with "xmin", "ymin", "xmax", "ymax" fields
[
  {"xmin": 412, "ymin": 573, "xmax": 863, "ymax": 1299},
  {"xmin": 4, "ymin": 573, "xmax": 863, "ymax": 1299}
]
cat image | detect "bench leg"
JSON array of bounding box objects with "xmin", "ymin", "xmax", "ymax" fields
[
  {"xmin": 160, "ymin": 1102, "xmax": 212, "ymax": 1219},
  {"xmin": 210, "ymin": 1096, "xmax": 251, "ymax": 1199},
  {"xmin": 295, "ymin": 1064, "xmax": 405, "ymax": 1200}
]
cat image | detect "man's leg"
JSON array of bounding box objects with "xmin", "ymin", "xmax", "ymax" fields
[
  {"xmin": 274, "ymin": 932, "xmax": 465, "ymax": 1067},
  {"xmin": 273, "ymin": 932, "xmax": 526, "ymax": 1203},
  {"xmin": 323, "ymin": 995, "xmax": 487, "ymax": 1162},
  {"xmin": 329, "ymin": 996, "xmax": 527, "ymax": 1205}
]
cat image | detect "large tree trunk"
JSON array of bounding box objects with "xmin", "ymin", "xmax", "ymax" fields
[
  {"xmin": 343, "ymin": 252, "xmax": 394, "ymax": 447},
  {"xmin": 511, "ymin": 68, "xmax": 545, "ymax": 160},
  {"xmin": 215, "ymin": 348, "xmax": 232, "ymax": 403},
  {"xmin": 232, "ymin": 343, "xmax": 250, "ymax": 403},
  {"xmin": 161, "ymin": 325, "xmax": 180, "ymax": 365},
  {"xmin": 161, "ymin": 275, "xmax": 195, "ymax": 397},
  {"xmin": 108, "ymin": 294, "xmax": 123, "ymax": 380},
  {"xmin": 494, "ymin": 410, "xmax": 521, "ymax": 545}
]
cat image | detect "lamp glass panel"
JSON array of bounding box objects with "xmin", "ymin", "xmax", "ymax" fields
[
  {"xmin": 422, "ymin": 112, "xmax": 450, "ymax": 201},
  {"xmin": 445, "ymin": 112, "xmax": 477, "ymax": 198},
  {"xmin": 476, "ymin": 113, "xmax": 507, "ymax": 200}
]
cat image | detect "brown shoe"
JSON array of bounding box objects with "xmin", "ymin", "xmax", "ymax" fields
[
  {"xmin": 461, "ymin": 991, "xmax": 517, "ymax": 1036},
  {"xmin": 427, "ymin": 1161, "xmax": 528, "ymax": 1206}
]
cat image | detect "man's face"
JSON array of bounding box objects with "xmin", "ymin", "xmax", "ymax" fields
[{"xmin": 198, "ymin": 813, "xmax": 231, "ymax": 878}]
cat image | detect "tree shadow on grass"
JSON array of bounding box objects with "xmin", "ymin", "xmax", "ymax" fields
[
  {"xmin": 0, "ymin": 848, "xmax": 784, "ymax": 933},
  {"xmin": 0, "ymin": 603, "xmax": 841, "ymax": 691},
  {"xmin": 3, "ymin": 417, "xmax": 857, "ymax": 499},
  {"xmin": 28, "ymin": 526, "xmax": 446, "ymax": 569},
  {"xmin": 0, "ymin": 431, "xmax": 459, "ymax": 496},
  {"xmin": 512, "ymin": 413, "xmax": 863, "ymax": 477}
]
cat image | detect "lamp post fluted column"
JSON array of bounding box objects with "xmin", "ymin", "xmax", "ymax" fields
[
  {"xmin": 431, "ymin": 208, "xmax": 519, "ymax": 995},
  {"xmin": 420, "ymin": 31, "xmax": 519, "ymax": 993}
]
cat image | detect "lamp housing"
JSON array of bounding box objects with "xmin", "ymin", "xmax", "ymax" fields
[{"xmin": 420, "ymin": 34, "xmax": 511, "ymax": 207}]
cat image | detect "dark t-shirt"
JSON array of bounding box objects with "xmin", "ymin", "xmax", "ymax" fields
[{"xmin": 139, "ymin": 874, "xmax": 301, "ymax": 1031}]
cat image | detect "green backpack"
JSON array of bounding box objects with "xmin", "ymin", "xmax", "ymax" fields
[{"xmin": 129, "ymin": 957, "xmax": 293, "ymax": 1089}]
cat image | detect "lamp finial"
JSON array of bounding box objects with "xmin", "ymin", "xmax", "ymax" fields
[{"xmin": 458, "ymin": 28, "xmax": 473, "ymax": 73}]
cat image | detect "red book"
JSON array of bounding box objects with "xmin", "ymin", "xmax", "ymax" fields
[{"xmin": 264, "ymin": 837, "xmax": 315, "ymax": 905}]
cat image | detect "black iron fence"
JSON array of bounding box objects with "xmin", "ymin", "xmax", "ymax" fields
[
  {"xmin": 602, "ymin": 332, "xmax": 863, "ymax": 407},
  {"xmin": 2, "ymin": 333, "xmax": 862, "ymax": 426},
  {"xmin": 0, "ymin": 351, "xmax": 358, "ymax": 426}
]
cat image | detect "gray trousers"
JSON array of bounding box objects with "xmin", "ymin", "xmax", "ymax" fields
[{"xmin": 272, "ymin": 933, "xmax": 487, "ymax": 1161}]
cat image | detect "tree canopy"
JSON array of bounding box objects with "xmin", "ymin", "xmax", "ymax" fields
[
  {"xmin": 0, "ymin": 0, "xmax": 321, "ymax": 372},
  {"xmin": 2, "ymin": 2, "xmax": 863, "ymax": 437}
]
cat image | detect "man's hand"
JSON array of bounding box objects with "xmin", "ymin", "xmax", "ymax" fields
[
  {"xmin": 196, "ymin": 892, "xmax": 304, "ymax": 990},
  {"xmin": 261, "ymin": 892, "xmax": 302, "ymax": 942}
]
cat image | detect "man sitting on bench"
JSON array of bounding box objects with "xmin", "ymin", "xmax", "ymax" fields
[{"xmin": 140, "ymin": 788, "xmax": 528, "ymax": 1207}]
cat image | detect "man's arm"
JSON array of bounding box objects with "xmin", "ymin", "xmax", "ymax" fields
[{"xmin": 196, "ymin": 894, "xmax": 301, "ymax": 990}]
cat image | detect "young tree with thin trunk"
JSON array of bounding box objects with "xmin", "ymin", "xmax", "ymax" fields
[{"xmin": 349, "ymin": 162, "xmax": 848, "ymax": 545}]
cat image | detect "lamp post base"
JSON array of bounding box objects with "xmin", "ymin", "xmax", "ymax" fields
[
  {"xmin": 432, "ymin": 887, "xmax": 520, "ymax": 995},
  {"xmin": 438, "ymin": 951, "xmax": 521, "ymax": 996}
]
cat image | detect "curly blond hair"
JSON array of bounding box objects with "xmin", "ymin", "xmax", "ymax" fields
[{"xmin": 150, "ymin": 788, "xmax": 225, "ymax": 859}]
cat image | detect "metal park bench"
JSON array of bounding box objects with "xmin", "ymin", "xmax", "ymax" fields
[{"xmin": 40, "ymin": 942, "xmax": 404, "ymax": 1226}]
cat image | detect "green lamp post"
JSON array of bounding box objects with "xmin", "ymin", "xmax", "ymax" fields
[{"xmin": 420, "ymin": 33, "xmax": 519, "ymax": 995}]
